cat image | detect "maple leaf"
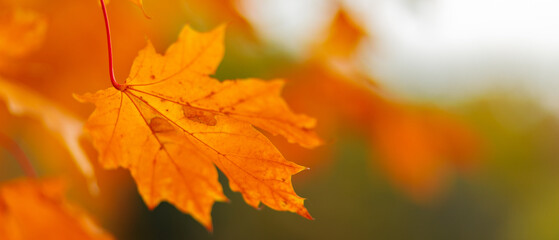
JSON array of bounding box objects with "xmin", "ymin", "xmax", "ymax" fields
[
  {"xmin": 76, "ymin": 25, "xmax": 321, "ymax": 230},
  {"xmin": 0, "ymin": 178, "xmax": 113, "ymax": 240},
  {"xmin": 0, "ymin": 78, "xmax": 99, "ymax": 194}
]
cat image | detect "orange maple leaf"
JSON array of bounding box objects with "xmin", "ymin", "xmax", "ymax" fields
[
  {"xmin": 0, "ymin": 178, "xmax": 112, "ymax": 240},
  {"xmin": 76, "ymin": 25, "xmax": 321, "ymax": 230}
]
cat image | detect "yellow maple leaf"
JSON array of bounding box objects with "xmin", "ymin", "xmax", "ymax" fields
[{"xmin": 76, "ymin": 25, "xmax": 321, "ymax": 230}]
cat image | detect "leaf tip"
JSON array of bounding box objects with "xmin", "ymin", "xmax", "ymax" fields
[
  {"xmin": 205, "ymin": 223, "xmax": 214, "ymax": 233},
  {"xmin": 195, "ymin": 215, "xmax": 214, "ymax": 233},
  {"xmin": 146, "ymin": 203, "xmax": 157, "ymax": 211},
  {"xmin": 300, "ymin": 208, "xmax": 314, "ymax": 220}
]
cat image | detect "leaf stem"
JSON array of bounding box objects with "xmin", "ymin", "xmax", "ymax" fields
[
  {"xmin": 100, "ymin": 0, "xmax": 126, "ymax": 91},
  {"xmin": 0, "ymin": 132, "xmax": 37, "ymax": 178}
]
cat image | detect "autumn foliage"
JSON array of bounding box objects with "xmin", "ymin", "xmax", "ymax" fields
[
  {"xmin": 281, "ymin": 10, "xmax": 479, "ymax": 201},
  {"xmin": 0, "ymin": 179, "xmax": 112, "ymax": 240},
  {"xmin": 0, "ymin": 0, "xmax": 483, "ymax": 238},
  {"xmin": 76, "ymin": 25, "xmax": 321, "ymax": 230}
]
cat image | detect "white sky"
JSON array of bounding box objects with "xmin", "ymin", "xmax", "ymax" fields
[{"xmin": 240, "ymin": 0, "xmax": 559, "ymax": 113}]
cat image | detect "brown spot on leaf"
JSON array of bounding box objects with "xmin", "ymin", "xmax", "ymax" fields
[
  {"xmin": 183, "ymin": 105, "xmax": 217, "ymax": 126},
  {"xmin": 149, "ymin": 117, "xmax": 174, "ymax": 133},
  {"xmin": 279, "ymin": 199, "xmax": 288, "ymax": 207}
]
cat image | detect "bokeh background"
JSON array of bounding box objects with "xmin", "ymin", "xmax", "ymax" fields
[{"xmin": 1, "ymin": 0, "xmax": 559, "ymax": 239}]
